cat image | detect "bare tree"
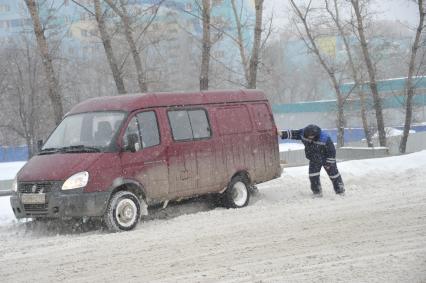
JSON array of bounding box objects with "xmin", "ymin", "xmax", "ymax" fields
[
  {"xmin": 248, "ymin": 0, "xmax": 264, "ymax": 89},
  {"xmin": 200, "ymin": 0, "xmax": 211, "ymax": 90},
  {"xmin": 325, "ymin": 0, "xmax": 373, "ymax": 147},
  {"xmin": 350, "ymin": 0, "xmax": 386, "ymax": 146},
  {"xmin": 399, "ymin": 0, "xmax": 425, "ymax": 153},
  {"xmin": 104, "ymin": 0, "xmax": 163, "ymax": 93},
  {"xmin": 230, "ymin": 0, "xmax": 249, "ymax": 84},
  {"xmin": 229, "ymin": 0, "xmax": 272, "ymax": 88},
  {"xmin": 92, "ymin": 0, "xmax": 127, "ymax": 94},
  {"xmin": 0, "ymin": 38, "xmax": 47, "ymax": 157},
  {"xmin": 289, "ymin": 0, "xmax": 346, "ymax": 147},
  {"xmin": 24, "ymin": 0, "xmax": 64, "ymax": 125}
]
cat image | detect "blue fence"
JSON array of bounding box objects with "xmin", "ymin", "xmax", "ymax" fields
[
  {"xmin": 0, "ymin": 146, "xmax": 29, "ymax": 162},
  {"xmin": 279, "ymin": 125, "xmax": 426, "ymax": 144}
]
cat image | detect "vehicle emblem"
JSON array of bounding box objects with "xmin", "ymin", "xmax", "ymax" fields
[{"xmin": 31, "ymin": 185, "xmax": 37, "ymax": 193}]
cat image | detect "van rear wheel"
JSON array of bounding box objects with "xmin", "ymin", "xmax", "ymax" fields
[
  {"xmin": 104, "ymin": 191, "xmax": 141, "ymax": 232},
  {"xmin": 224, "ymin": 175, "xmax": 250, "ymax": 208}
]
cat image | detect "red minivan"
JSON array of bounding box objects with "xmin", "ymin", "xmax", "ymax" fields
[{"xmin": 10, "ymin": 90, "xmax": 281, "ymax": 231}]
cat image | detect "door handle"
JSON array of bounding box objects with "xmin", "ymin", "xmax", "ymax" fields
[
  {"xmin": 180, "ymin": 170, "xmax": 190, "ymax": 180},
  {"xmin": 144, "ymin": 160, "xmax": 164, "ymax": 165}
]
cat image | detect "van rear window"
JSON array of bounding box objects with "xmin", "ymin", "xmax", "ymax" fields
[{"xmin": 168, "ymin": 109, "xmax": 211, "ymax": 141}]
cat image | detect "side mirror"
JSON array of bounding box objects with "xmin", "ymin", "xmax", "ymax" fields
[
  {"xmin": 37, "ymin": 140, "xmax": 43, "ymax": 152},
  {"xmin": 126, "ymin": 133, "xmax": 140, "ymax": 152}
]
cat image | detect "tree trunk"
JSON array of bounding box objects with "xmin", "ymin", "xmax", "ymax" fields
[
  {"xmin": 200, "ymin": 0, "xmax": 211, "ymax": 91},
  {"xmin": 24, "ymin": 0, "xmax": 63, "ymax": 125},
  {"xmin": 359, "ymin": 92, "xmax": 373, "ymax": 147},
  {"xmin": 231, "ymin": 0, "xmax": 249, "ymax": 85},
  {"xmin": 351, "ymin": 0, "xmax": 386, "ymax": 146},
  {"xmin": 94, "ymin": 0, "xmax": 127, "ymax": 94},
  {"xmin": 326, "ymin": 0, "xmax": 372, "ymax": 147},
  {"xmin": 248, "ymin": 0, "xmax": 264, "ymax": 89},
  {"xmin": 116, "ymin": 0, "xmax": 148, "ymax": 92},
  {"xmin": 332, "ymin": 75, "xmax": 345, "ymax": 147},
  {"xmin": 105, "ymin": 0, "xmax": 148, "ymax": 92},
  {"xmin": 399, "ymin": 0, "xmax": 425, "ymax": 153}
]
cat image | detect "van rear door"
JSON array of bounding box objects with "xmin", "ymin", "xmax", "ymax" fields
[{"xmin": 249, "ymin": 102, "xmax": 279, "ymax": 180}]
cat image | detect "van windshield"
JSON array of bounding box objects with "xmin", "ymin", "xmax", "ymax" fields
[{"xmin": 41, "ymin": 111, "xmax": 126, "ymax": 154}]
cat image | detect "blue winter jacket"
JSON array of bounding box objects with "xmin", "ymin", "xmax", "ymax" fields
[{"xmin": 283, "ymin": 128, "xmax": 336, "ymax": 164}]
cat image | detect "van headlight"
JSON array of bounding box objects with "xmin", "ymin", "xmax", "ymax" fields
[
  {"xmin": 62, "ymin": 171, "xmax": 89, "ymax": 190},
  {"xmin": 12, "ymin": 176, "xmax": 18, "ymax": 192}
]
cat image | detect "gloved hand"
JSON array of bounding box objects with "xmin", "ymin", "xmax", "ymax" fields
[
  {"xmin": 324, "ymin": 157, "xmax": 336, "ymax": 170},
  {"xmin": 278, "ymin": 130, "xmax": 289, "ymax": 139}
]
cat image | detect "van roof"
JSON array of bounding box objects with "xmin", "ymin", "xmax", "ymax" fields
[{"xmin": 67, "ymin": 89, "xmax": 267, "ymax": 115}]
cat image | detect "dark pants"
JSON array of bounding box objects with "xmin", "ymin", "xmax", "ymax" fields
[{"xmin": 309, "ymin": 161, "xmax": 344, "ymax": 194}]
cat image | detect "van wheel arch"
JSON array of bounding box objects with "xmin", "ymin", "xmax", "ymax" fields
[
  {"xmin": 231, "ymin": 170, "xmax": 252, "ymax": 186},
  {"xmin": 107, "ymin": 181, "xmax": 148, "ymax": 217},
  {"xmin": 110, "ymin": 182, "xmax": 146, "ymax": 203}
]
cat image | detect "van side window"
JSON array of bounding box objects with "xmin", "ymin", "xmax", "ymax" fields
[
  {"xmin": 188, "ymin": 109, "xmax": 211, "ymax": 139},
  {"xmin": 168, "ymin": 110, "xmax": 193, "ymax": 141},
  {"xmin": 168, "ymin": 109, "xmax": 211, "ymax": 141},
  {"xmin": 137, "ymin": 111, "xmax": 160, "ymax": 148}
]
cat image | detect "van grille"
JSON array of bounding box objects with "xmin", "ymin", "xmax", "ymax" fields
[
  {"xmin": 18, "ymin": 182, "xmax": 56, "ymax": 193},
  {"xmin": 24, "ymin": 204, "xmax": 48, "ymax": 214}
]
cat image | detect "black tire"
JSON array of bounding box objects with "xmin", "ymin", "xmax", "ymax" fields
[
  {"xmin": 104, "ymin": 191, "xmax": 141, "ymax": 232},
  {"xmin": 223, "ymin": 175, "xmax": 250, "ymax": 208}
]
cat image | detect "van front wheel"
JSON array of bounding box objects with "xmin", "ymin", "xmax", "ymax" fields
[
  {"xmin": 104, "ymin": 191, "xmax": 141, "ymax": 232},
  {"xmin": 224, "ymin": 176, "xmax": 250, "ymax": 208}
]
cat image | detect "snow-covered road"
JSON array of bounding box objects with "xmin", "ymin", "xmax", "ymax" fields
[{"xmin": 0, "ymin": 152, "xmax": 425, "ymax": 282}]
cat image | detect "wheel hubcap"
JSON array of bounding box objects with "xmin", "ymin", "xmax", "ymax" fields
[
  {"xmin": 232, "ymin": 181, "xmax": 248, "ymax": 206},
  {"xmin": 115, "ymin": 199, "xmax": 137, "ymax": 227}
]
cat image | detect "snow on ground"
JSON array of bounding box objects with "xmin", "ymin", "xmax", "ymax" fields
[
  {"xmin": 279, "ymin": 142, "xmax": 304, "ymax": 151},
  {"xmin": 0, "ymin": 152, "xmax": 425, "ymax": 282},
  {"xmin": 0, "ymin": 161, "xmax": 25, "ymax": 181},
  {"xmin": 372, "ymin": 127, "xmax": 416, "ymax": 138},
  {"xmin": 0, "ymin": 196, "xmax": 15, "ymax": 225}
]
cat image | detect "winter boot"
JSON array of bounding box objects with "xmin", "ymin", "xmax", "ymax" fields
[
  {"xmin": 311, "ymin": 183, "xmax": 323, "ymax": 198},
  {"xmin": 334, "ymin": 182, "xmax": 345, "ymax": 195}
]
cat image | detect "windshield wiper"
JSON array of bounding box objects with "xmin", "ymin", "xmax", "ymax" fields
[
  {"xmin": 39, "ymin": 147, "xmax": 63, "ymax": 155},
  {"xmin": 60, "ymin": 145, "xmax": 101, "ymax": 153}
]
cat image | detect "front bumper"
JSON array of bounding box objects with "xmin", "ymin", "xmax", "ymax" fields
[{"xmin": 10, "ymin": 189, "xmax": 110, "ymax": 219}]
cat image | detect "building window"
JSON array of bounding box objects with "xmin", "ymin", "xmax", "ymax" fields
[
  {"xmin": 214, "ymin": 50, "xmax": 225, "ymax": 58},
  {"xmin": 10, "ymin": 19, "xmax": 21, "ymax": 28},
  {"xmin": 0, "ymin": 4, "xmax": 10, "ymax": 13},
  {"xmin": 185, "ymin": 3, "xmax": 192, "ymax": 11},
  {"xmin": 0, "ymin": 20, "xmax": 9, "ymax": 29},
  {"xmin": 212, "ymin": 0, "xmax": 223, "ymax": 6}
]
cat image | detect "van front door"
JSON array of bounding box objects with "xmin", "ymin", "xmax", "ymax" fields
[{"xmin": 120, "ymin": 111, "xmax": 169, "ymax": 200}]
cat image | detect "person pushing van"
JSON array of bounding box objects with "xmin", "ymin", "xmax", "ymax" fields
[{"xmin": 279, "ymin": 124, "xmax": 345, "ymax": 197}]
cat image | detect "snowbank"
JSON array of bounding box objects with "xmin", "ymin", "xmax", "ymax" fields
[
  {"xmin": 279, "ymin": 142, "xmax": 304, "ymax": 151},
  {"xmin": 372, "ymin": 127, "xmax": 415, "ymax": 138},
  {"xmin": 0, "ymin": 196, "xmax": 14, "ymax": 225},
  {"xmin": 0, "ymin": 161, "xmax": 25, "ymax": 181}
]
